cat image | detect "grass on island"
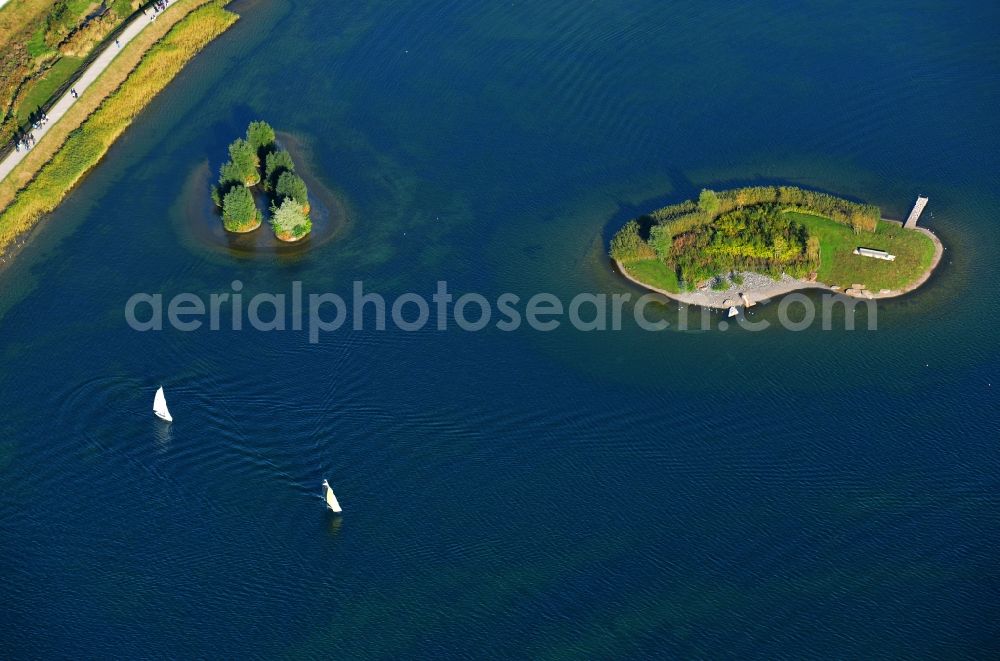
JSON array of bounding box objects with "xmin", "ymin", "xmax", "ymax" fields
[
  {"xmin": 783, "ymin": 211, "xmax": 936, "ymax": 290},
  {"xmin": 0, "ymin": 2, "xmax": 238, "ymax": 254},
  {"xmin": 622, "ymin": 259, "xmax": 680, "ymax": 293}
]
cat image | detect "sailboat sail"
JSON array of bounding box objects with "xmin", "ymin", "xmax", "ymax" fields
[
  {"xmin": 322, "ymin": 479, "xmax": 342, "ymax": 513},
  {"xmin": 153, "ymin": 386, "xmax": 173, "ymax": 423}
]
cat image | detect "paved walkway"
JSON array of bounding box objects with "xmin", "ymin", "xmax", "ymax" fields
[{"xmin": 0, "ymin": 1, "xmax": 173, "ymax": 183}]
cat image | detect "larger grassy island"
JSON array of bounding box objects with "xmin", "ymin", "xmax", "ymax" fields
[{"xmin": 610, "ymin": 186, "xmax": 943, "ymax": 307}]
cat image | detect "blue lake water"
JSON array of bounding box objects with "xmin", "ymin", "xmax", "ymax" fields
[{"xmin": 2, "ymin": 0, "xmax": 999, "ymax": 657}]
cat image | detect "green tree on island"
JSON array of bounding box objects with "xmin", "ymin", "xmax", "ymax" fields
[
  {"xmin": 270, "ymin": 197, "xmax": 312, "ymax": 240},
  {"xmin": 609, "ymin": 219, "xmax": 655, "ymax": 262},
  {"xmin": 698, "ymin": 188, "xmax": 720, "ymax": 215},
  {"xmin": 225, "ymin": 138, "xmax": 260, "ymax": 186},
  {"xmin": 246, "ymin": 120, "xmax": 276, "ymax": 160},
  {"xmin": 264, "ymin": 150, "xmax": 295, "ymax": 191},
  {"xmin": 222, "ymin": 185, "xmax": 259, "ymax": 232},
  {"xmin": 214, "ymin": 159, "xmax": 250, "ymax": 207},
  {"xmin": 275, "ymin": 171, "xmax": 310, "ymax": 212},
  {"xmin": 646, "ymin": 205, "xmax": 818, "ymax": 284},
  {"xmin": 217, "ymin": 160, "xmax": 243, "ymax": 188}
]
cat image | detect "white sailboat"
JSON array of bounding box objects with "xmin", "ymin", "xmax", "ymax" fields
[
  {"xmin": 728, "ymin": 306, "xmax": 739, "ymax": 318},
  {"xmin": 153, "ymin": 386, "xmax": 173, "ymax": 423},
  {"xmin": 322, "ymin": 479, "xmax": 342, "ymax": 513}
]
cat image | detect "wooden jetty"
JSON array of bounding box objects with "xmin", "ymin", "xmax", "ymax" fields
[{"xmin": 904, "ymin": 195, "xmax": 929, "ymax": 228}]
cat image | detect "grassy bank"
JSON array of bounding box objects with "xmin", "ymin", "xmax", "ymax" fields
[
  {"xmin": 622, "ymin": 259, "xmax": 680, "ymax": 293},
  {"xmin": 0, "ymin": 0, "xmax": 223, "ymax": 210},
  {"xmin": 1, "ymin": 0, "xmax": 137, "ymax": 144},
  {"xmin": 784, "ymin": 211, "xmax": 936, "ymax": 291},
  {"xmin": 0, "ymin": 1, "xmax": 237, "ymax": 253}
]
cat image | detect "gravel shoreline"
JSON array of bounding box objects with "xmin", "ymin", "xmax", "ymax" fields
[{"xmin": 614, "ymin": 261, "xmax": 828, "ymax": 309}]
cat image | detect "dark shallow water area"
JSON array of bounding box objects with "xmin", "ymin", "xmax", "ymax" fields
[{"xmin": 2, "ymin": 0, "xmax": 999, "ymax": 657}]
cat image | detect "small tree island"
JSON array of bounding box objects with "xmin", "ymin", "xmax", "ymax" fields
[
  {"xmin": 212, "ymin": 121, "xmax": 313, "ymax": 241},
  {"xmin": 610, "ymin": 186, "xmax": 943, "ymax": 307}
]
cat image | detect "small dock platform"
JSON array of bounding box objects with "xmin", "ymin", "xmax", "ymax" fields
[{"xmin": 904, "ymin": 195, "xmax": 929, "ymax": 228}]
